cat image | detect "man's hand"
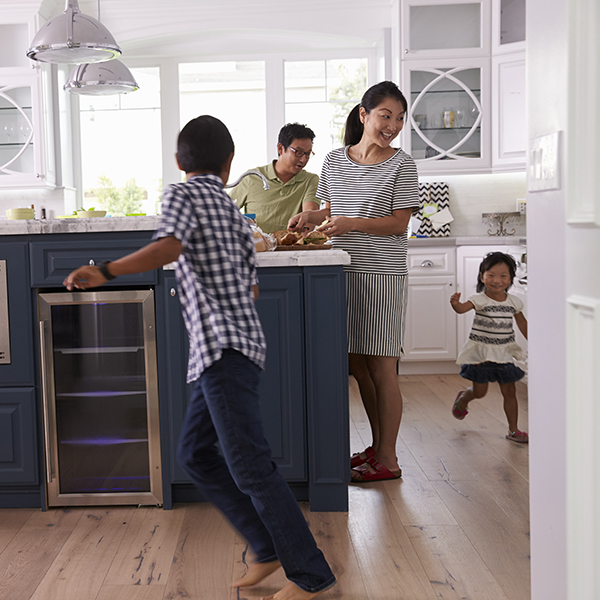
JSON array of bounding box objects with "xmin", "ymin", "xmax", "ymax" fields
[{"xmin": 63, "ymin": 266, "xmax": 108, "ymax": 290}]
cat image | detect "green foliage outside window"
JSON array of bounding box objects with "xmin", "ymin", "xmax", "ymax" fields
[{"xmin": 90, "ymin": 176, "xmax": 145, "ymax": 216}]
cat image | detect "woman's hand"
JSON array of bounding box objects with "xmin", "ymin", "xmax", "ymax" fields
[
  {"xmin": 316, "ymin": 215, "xmax": 354, "ymax": 236},
  {"xmin": 288, "ymin": 206, "xmax": 330, "ymax": 232}
]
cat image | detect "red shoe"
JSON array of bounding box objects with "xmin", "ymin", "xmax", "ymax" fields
[
  {"xmin": 350, "ymin": 446, "xmax": 376, "ymax": 468},
  {"xmin": 351, "ymin": 457, "xmax": 402, "ymax": 482},
  {"xmin": 451, "ymin": 391, "xmax": 468, "ymax": 420},
  {"xmin": 506, "ymin": 430, "xmax": 528, "ymax": 443}
]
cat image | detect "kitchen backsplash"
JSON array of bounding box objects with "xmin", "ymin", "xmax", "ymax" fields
[{"xmin": 419, "ymin": 171, "xmax": 527, "ymax": 237}]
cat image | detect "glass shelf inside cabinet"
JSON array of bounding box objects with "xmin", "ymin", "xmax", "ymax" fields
[
  {"xmin": 0, "ymin": 86, "xmax": 34, "ymax": 175},
  {"xmin": 410, "ymin": 67, "xmax": 482, "ymax": 161}
]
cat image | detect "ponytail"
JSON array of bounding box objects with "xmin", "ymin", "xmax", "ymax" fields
[{"xmin": 344, "ymin": 104, "xmax": 363, "ymax": 146}]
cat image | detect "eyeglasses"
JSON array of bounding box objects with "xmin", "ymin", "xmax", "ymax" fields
[{"xmin": 287, "ymin": 147, "xmax": 315, "ymax": 160}]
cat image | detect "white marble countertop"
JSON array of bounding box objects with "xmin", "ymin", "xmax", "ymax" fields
[
  {"xmin": 409, "ymin": 235, "xmax": 526, "ymax": 247},
  {"xmin": 256, "ymin": 248, "xmax": 351, "ymax": 267},
  {"xmin": 0, "ymin": 215, "xmax": 160, "ymax": 235}
]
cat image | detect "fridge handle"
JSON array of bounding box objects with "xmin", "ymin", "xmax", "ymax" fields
[{"xmin": 39, "ymin": 321, "xmax": 53, "ymax": 484}]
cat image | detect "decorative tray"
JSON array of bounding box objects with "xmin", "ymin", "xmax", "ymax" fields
[{"xmin": 274, "ymin": 244, "xmax": 332, "ymax": 251}]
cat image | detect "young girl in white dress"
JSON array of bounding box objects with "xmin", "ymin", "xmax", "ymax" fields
[{"xmin": 450, "ymin": 252, "xmax": 529, "ymax": 443}]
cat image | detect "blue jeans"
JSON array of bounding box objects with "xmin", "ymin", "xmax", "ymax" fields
[{"xmin": 177, "ymin": 349, "xmax": 335, "ymax": 593}]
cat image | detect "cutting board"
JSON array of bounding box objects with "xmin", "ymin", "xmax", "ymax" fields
[{"xmin": 274, "ymin": 244, "xmax": 332, "ymax": 251}]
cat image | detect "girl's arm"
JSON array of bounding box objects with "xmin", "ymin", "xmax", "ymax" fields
[
  {"xmin": 316, "ymin": 207, "xmax": 412, "ymax": 237},
  {"xmin": 450, "ymin": 292, "xmax": 475, "ymax": 314},
  {"xmin": 514, "ymin": 311, "xmax": 528, "ymax": 339}
]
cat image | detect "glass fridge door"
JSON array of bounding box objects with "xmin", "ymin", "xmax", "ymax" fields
[{"xmin": 38, "ymin": 290, "xmax": 162, "ymax": 507}]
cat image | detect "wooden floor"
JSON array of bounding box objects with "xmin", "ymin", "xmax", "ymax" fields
[{"xmin": 0, "ymin": 374, "xmax": 530, "ymax": 600}]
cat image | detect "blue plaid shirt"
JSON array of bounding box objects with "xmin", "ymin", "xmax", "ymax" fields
[{"xmin": 154, "ymin": 173, "xmax": 266, "ymax": 382}]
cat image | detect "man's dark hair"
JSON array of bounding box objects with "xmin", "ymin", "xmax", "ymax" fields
[
  {"xmin": 177, "ymin": 115, "xmax": 234, "ymax": 174},
  {"xmin": 278, "ymin": 122, "xmax": 316, "ymax": 148}
]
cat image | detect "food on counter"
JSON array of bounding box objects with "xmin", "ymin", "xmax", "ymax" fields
[
  {"xmin": 272, "ymin": 229, "xmax": 330, "ymax": 246},
  {"xmin": 252, "ymin": 228, "xmax": 277, "ymax": 252}
]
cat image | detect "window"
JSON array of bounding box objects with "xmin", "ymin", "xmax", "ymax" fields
[
  {"xmin": 79, "ymin": 67, "xmax": 162, "ymax": 215},
  {"xmin": 284, "ymin": 58, "xmax": 367, "ymax": 176},
  {"xmin": 179, "ymin": 61, "xmax": 266, "ymax": 180}
]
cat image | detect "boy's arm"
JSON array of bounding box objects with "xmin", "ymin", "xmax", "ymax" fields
[
  {"xmin": 514, "ymin": 311, "xmax": 528, "ymax": 339},
  {"xmin": 63, "ymin": 236, "xmax": 183, "ymax": 290},
  {"xmin": 450, "ymin": 292, "xmax": 475, "ymax": 314}
]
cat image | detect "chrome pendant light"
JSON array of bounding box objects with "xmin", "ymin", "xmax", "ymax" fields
[
  {"xmin": 27, "ymin": 0, "xmax": 121, "ymax": 64},
  {"xmin": 64, "ymin": 60, "xmax": 139, "ymax": 95}
]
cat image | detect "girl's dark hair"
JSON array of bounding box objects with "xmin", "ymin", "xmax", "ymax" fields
[
  {"xmin": 344, "ymin": 81, "xmax": 408, "ymax": 146},
  {"xmin": 477, "ymin": 252, "xmax": 517, "ymax": 292},
  {"xmin": 177, "ymin": 115, "xmax": 234, "ymax": 174}
]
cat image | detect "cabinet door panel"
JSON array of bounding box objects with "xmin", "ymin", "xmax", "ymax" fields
[
  {"xmin": 0, "ymin": 387, "xmax": 38, "ymax": 484},
  {"xmin": 403, "ymin": 275, "xmax": 457, "ymax": 361},
  {"xmin": 0, "ymin": 243, "xmax": 34, "ymax": 386},
  {"xmin": 255, "ymin": 271, "xmax": 306, "ymax": 480}
]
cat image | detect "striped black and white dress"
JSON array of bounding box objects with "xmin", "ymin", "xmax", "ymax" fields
[{"xmin": 317, "ymin": 146, "xmax": 420, "ymax": 357}]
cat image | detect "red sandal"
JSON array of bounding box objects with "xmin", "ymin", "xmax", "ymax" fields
[
  {"xmin": 506, "ymin": 430, "xmax": 529, "ymax": 443},
  {"xmin": 351, "ymin": 456, "xmax": 402, "ymax": 482},
  {"xmin": 350, "ymin": 446, "xmax": 376, "ymax": 468},
  {"xmin": 451, "ymin": 391, "xmax": 468, "ymax": 420}
]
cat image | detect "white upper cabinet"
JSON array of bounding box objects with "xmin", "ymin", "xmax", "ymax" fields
[
  {"xmin": 401, "ymin": 0, "xmax": 491, "ymax": 59},
  {"xmin": 492, "ymin": 0, "xmax": 526, "ymax": 54},
  {"xmin": 0, "ymin": 23, "xmax": 55, "ymax": 189},
  {"xmin": 402, "ymin": 57, "xmax": 491, "ymax": 173}
]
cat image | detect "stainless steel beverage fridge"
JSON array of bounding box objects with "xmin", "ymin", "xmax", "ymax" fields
[{"xmin": 38, "ymin": 290, "xmax": 163, "ymax": 507}]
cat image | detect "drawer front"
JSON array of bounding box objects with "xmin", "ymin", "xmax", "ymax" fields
[
  {"xmin": 30, "ymin": 240, "xmax": 158, "ymax": 287},
  {"xmin": 407, "ymin": 247, "xmax": 456, "ymax": 276}
]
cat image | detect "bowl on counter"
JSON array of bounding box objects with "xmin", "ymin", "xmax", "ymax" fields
[
  {"xmin": 76, "ymin": 210, "xmax": 107, "ymax": 218},
  {"xmin": 6, "ymin": 208, "xmax": 35, "ymax": 220}
]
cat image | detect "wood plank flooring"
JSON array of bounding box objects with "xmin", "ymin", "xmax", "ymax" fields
[{"xmin": 0, "ymin": 374, "xmax": 530, "ymax": 599}]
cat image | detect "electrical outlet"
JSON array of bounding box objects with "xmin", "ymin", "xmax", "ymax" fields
[{"xmin": 516, "ymin": 198, "xmax": 526, "ymax": 215}]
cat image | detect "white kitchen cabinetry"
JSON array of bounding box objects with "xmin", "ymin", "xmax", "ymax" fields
[
  {"xmin": 0, "ymin": 68, "xmax": 55, "ymax": 189},
  {"xmin": 492, "ymin": 0, "xmax": 526, "ymax": 54},
  {"xmin": 402, "ymin": 57, "xmax": 490, "ymax": 173},
  {"xmin": 491, "ymin": 52, "xmax": 526, "ymax": 169},
  {"xmin": 400, "ymin": 246, "xmax": 458, "ymax": 364},
  {"xmin": 0, "ymin": 22, "xmax": 55, "ymax": 189},
  {"xmin": 401, "ymin": 0, "xmax": 491, "ymax": 59},
  {"xmin": 456, "ymin": 244, "xmax": 527, "ymax": 374}
]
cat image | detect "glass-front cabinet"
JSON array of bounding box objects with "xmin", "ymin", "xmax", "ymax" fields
[
  {"xmin": 492, "ymin": 0, "xmax": 526, "ymax": 53},
  {"xmin": 0, "ymin": 69, "xmax": 54, "ymax": 188},
  {"xmin": 402, "ymin": 58, "xmax": 490, "ymax": 172},
  {"xmin": 401, "ymin": 0, "xmax": 491, "ymax": 59}
]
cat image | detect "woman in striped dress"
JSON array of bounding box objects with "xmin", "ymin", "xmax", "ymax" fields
[{"xmin": 288, "ymin": 81, "xmax": 420, "ymax": 482}]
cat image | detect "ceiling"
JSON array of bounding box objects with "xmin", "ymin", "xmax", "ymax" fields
[{"xmin": 2, "ymin": 0, "xmax": 394, "ymax": 59}]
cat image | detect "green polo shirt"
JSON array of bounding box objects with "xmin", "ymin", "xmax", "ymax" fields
[{"xmin": 227, "ymin": 161, "xmax": 319, "ymax": 233}]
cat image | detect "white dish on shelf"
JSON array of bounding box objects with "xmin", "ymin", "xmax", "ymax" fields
[{"xmin": 6, "ymin": 208, "xmax": 35, "ymax": 220}]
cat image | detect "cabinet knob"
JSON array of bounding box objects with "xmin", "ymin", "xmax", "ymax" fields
[
  {"xmin": 449, "ymin": 281, "xmax": 453, "ymax": 287},
  {"xmin": 89, "ymin": 259, "xmax": 95, "ymax": 266},
  {"xmin": 421, "ymin": 259, "xmax": 434, "ymax": 267},
  {"xmin": 170, "ymin": 288, "xmax": 177, "ymax": 297}
]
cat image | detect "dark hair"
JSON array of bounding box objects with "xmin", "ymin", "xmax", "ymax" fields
[
  {"xmin": 344, "ymin": 81, "xmax": 408, "ymax": 146},
  {"xmin": 476, "ymin": 252, "xmax": 517, "ymax": 292},
  {"xmin": 176, "ymin": 115, "xmax": 234, "ymax": 174},
  {"xmin": 278, "ymin": 122, "xmax": 316, "ymax": 148}
]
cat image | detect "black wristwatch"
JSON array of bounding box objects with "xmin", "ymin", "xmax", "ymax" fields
[{"xmin": 98, "ymin": 261, "xmax": 116, "ymax": 281}]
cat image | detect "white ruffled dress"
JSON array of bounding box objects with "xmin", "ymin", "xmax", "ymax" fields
[{"xmin": 457, "ymin": 292, "xmax": 524, "ymax": 365}]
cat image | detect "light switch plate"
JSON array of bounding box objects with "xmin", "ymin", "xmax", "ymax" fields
[{"xmin": 528, "ymin": 131, "xmax": 561, "ymax": 192}]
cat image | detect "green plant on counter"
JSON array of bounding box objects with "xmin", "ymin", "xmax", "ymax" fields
[{"xmin": 72, "ymin": 206, "xmax": 96, "ymax": 214}]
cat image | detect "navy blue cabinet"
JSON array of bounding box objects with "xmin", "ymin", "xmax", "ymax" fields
[
  {"xmin": 0, "ymin": 242, "xmax": 34, "ymax": 386},
  {"xmin": 0, "ymin": 388, "xmax": 38, "ymax": 485},
  {"xmin": 157, "ymin": 264, "xmax": 349, "ymax": 511}
]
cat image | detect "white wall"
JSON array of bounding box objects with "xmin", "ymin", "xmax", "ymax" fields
[{"xmin": 527, "ymin": 0, "xmax": 568, "ymax": 598}]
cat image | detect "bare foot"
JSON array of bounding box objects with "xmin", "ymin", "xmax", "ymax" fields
[
  {"xmin": 232, "ymin": 559, "xmax": 281, "ymax": 588},
  {"xmin": 261, "ymin": 580, "xmax": 334, "ymax": 600}
]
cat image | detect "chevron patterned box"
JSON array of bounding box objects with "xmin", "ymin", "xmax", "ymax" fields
[{"xmin": 417, "ymin": 182, "xmax": 450, "ymax": 237}]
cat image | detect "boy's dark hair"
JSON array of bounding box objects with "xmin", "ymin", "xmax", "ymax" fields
[
  {"xmin": 476, "ymin": 252, "xmax": 517, "ymax": 292},
  {"xmin": 344, "ymin": 81, "xmax": 408, "ymax": 146},
  {"xmin": 177, "ymin": 115, "xmax": 234, "ymax": 174},
  {"xmin": 278, "ymin": 123, "xmax": 316, "ymax": 148}
]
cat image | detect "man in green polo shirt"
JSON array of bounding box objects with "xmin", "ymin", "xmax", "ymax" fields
[{"xmin": 228, "ymin": 123, "xmax": 319, "ymax": 233}]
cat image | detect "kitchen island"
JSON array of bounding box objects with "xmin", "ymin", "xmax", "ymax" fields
[{"xmin": 0, "ymin": 217, "xmax": 351, "ymax": 511}]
